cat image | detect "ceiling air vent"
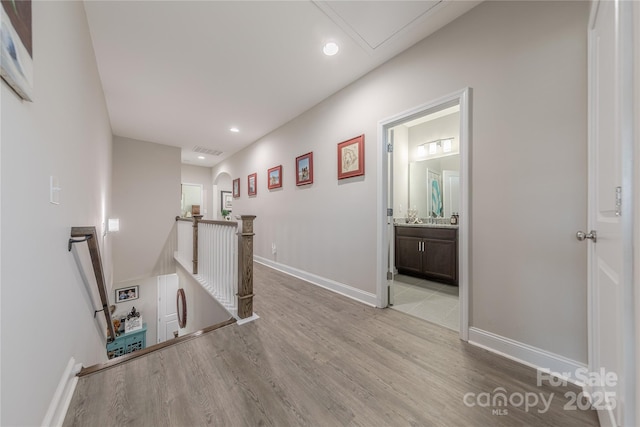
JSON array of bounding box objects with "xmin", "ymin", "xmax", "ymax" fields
[{"xmin": 193, "ymin": 146, "xmax": 223, "ymax": 156}]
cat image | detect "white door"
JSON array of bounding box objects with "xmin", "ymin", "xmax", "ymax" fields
[
  {"xmin": 587, "ymin": 1, "xmax": 634, "ymax": 425},
  {"xmin": 157, "ymin": 274, "xmax": 179, "ymax": 343}
]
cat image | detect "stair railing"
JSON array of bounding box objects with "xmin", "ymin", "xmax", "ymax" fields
[
  {"xmin": 69, "ymin": 226, "xmax": 116, "ymax": 342},
  {"xmin": 174, "ymin": 215, "xmax": 256, "ymax": 319}
]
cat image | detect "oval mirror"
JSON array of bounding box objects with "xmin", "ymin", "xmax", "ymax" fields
[{"xmin": 176, "ymin": 288, "xmax": 187, "ymax": 328}]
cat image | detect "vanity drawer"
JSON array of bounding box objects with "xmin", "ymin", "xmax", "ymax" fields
[{"xmin": 395, "ymin": 226, "xmax": 457, "ymax": 241}]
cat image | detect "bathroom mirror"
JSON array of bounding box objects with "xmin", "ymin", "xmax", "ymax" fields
[{"xmin": 409, "ymin": 155, "xmax": 460, "ymax": 219}]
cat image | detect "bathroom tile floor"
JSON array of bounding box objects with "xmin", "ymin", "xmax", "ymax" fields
[{"xmin": 391, "ymin": 274, "xmax": 459, "ymax": 331}]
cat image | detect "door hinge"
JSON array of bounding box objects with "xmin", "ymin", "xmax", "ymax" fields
[
  {"xmin": 387, "ymin": 143, "xmax": 393, "ymax": 153},
  {"xmin": 387, "ymin": 208, "xmax": 393, "ymax": 217},
  {"xmin": 387, "ymin": 271, "xmax": 393, "ymax": 280},
  {"xmin": 615, "ymin": 186, "xmax": 621, "ymax": 216}
]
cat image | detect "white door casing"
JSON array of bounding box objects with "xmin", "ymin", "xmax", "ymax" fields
[
  {"xmin": 377, "ymin": 87, "xmax": 471, "ymax": 341},
  {"xmin": 157, "ymin": 274, "xmax": 179, "ymax": 343},
  {"xmin": 587, "ymin": 1, "xmax": 635, "ymax": 425},
  {"xmin": 387, "ymin": 127, "xmax": 395, "ymax": 306}
]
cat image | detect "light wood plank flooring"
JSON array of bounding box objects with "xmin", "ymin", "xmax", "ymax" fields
[{"xmin": 64, "ymin": 263, "xmax": 599, "ymax": 426}]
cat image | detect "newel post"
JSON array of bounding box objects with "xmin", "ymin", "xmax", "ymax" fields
[
  {"xmin": 192, "ymin": 214, "xmax": 203, "ymax": 274},
  {"xmin": 237, "ymin": 215, "xmax": 256, "ymax": 319}
]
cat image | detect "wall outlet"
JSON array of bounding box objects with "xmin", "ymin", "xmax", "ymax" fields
[{"xmin": 271, "ymin": 243, "xmax": 277, "ymax": 254}]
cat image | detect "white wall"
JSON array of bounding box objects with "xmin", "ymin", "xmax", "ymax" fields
[
  {"xmin": 182, "ymin": 164, "xmax": 213, "ymax": 219},
  {"xmin": 109, "ymin": 276, "xmax": 157, "ymax": 350},
  {"xmin": 212, "ymin": 1, "xmax": 589, "ymax": 362},
  {"xmin": 111, "ymin": 136, "xmax": 181, "ymax": 282},
  {"xmin": 0, "ymin": 2, "xmax": 113, "ymax": 425}
]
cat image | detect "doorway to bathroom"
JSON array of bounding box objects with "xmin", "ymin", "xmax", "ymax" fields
[{"xmin": 378, "ymin": 88, "xmax": 470, "ymax": 340}]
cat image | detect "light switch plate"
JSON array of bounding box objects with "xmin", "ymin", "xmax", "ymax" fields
[{"xmin": 50, "ymin": 176, "xmax": 61, "ymax": 205}]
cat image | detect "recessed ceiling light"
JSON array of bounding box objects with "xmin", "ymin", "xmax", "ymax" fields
[
  {"xmin": 323, "ymin": 42, "xmax": 339, "ymax": 56},
  {"xmin": 197, "ymin": 155, "xmax": 205, "ymax": 160},
  {"xmin": 230, "ymin": 127, "xmax": 239, "ymax": 133}
]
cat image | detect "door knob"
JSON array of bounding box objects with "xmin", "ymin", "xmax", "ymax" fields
[{"xmin": 576, "ymin": 230, "xmax": 597, "ymax": 243}]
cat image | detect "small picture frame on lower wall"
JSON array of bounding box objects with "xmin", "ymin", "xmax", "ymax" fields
[
  {"xmin": 248, "ymin": 173, "xmax": 257, "ymax": 196},
  {"xmin": 115, "ymin": 285, "xmax": 139, "ymax": 303},
  {"xmin": 232, "ymin": 178, "xmax": 240, "ymax": 198},
  {"xmin": 268, "ymin": 165, "xmax": 282, "ymax": 190},
  {"xmin": 296, "ymin": 152, "xmax": 313, "ymax": 186}
]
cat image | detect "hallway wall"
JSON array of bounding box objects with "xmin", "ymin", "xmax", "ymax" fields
[
  {"xmin": 212, "ymin": 1, "xmax": 589, "ymax": 363},
  {"xmin": 111, "ymin": 136, "xmax": 181, "ymax": 283},
  {"xmin": 0, "ymin": 2, "xmax": 114, "ymax": 425}
]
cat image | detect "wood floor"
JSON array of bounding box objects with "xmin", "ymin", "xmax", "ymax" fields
[{"xmin": 64, "ymin": 263, "xmax": 599, "ymax": 426}]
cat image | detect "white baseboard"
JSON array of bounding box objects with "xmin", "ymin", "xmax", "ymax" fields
[
  {"xmin": 237, "ymin": 313, "xmax": 260, "ymax": 325},
  {"xmin": 254, "ymin": 256, "xmax": 377, "ymax": 307},
  {"xmin": 468, "ymin": 327, "xmax": 587, "ymax": 387},
  {"xmin": 42, "ymin": 357, "xmax": 82, "ymax": 427}
]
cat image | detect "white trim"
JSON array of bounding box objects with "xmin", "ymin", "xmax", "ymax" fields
[
  {"xmin": 377, "ymin": 87, "xmax": 471, "ymax": 341},
  {"xmin": 42, "ymin": 357, "xmax": 82, "ymax": 427},
  {"xmin": 588, "ymin": 1, "xmax": 637, "ymax": 425},
  {"xmin": 254, "ymin": 256, "xmax": 378, "ymax": 307},
  {"xmin": 618, "ymin": 3, "xmax": 637, "ymax": 426},
  {"xmin": 236, "ymin": 313, "xmax": 260, "ymax": 325},
  {"xmin": 468, "ymin": 327, "xmax": 587, "ymax": 386}
]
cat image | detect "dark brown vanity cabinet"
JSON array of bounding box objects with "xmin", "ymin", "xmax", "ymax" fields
[{"xmin": 394, "ymin": 226, "xmax": 458, "ymax": 285}]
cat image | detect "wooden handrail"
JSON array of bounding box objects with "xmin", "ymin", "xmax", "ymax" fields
[
  {"xmin": 176, "ymin": 216, "xmax": 238, "ymax": 227},
  {"xmin": 69, "ymin": 226, "xmax": 116, "ymax": 343},
  {"xmin": 176, "ymin": 217, "xmax": 238, "ymax": 227}
]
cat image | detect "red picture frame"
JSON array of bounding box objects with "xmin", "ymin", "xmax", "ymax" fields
[
  {"xmin": 296, "ymin": 152, "xmax": 313, "ymax": 186},
  {"xmin": 247, "ymin": 173, "xmax": 257, "ymax": 196},
  {"xmin": 232, "ymin": 178, "xmax": 240, "ymax": 198},
  {"xmin": 268, "ymin": 165, "xmax": 282, "ymax": 190},
  {"xmin": 337, "ymin": 134, "xmax": 365, "ymax": 180}
]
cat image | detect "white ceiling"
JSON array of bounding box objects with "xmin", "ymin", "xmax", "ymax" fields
[{"xmin": 84, "ymin": 1, "xmax": 480, "ymax": 167}]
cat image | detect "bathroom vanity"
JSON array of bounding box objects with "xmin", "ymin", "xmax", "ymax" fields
[{"xmin": 394, "ymin": 224, "xmax": 458, "ymax": 286}]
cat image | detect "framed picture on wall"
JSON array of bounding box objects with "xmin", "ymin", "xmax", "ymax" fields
[
  {"xmin": 337, "ymin": 134, "xmax": 364, "ymax": 180},
  {"xmin": 115, "ymin": 285, "xmax": 139, "ymax": 303},
  {"xmin": 296, "ymin": 152, "xmax": 313, "ymax": 186},
  {"xmin": 268, "ymin": 165, "xmax": 282, "ymax": 189},
  {"xmin": 232, "ymin": 178, "xmax": 240, "ymax": 198},
  {"xmin": 1, "ymin": 0, "xmax": 33, "ymax": 101},
  {"xmin": 248, "ymin": 173, "xmax": 257, "ymax": 196},
  {"xmin": 221, "ymin": 191, "xmax": 232, "ymax": 212}
]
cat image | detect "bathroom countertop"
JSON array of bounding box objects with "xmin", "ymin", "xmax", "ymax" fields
[{"xmin": 394, "ymin": 222, "xmax": 459, "ymax": 229}]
